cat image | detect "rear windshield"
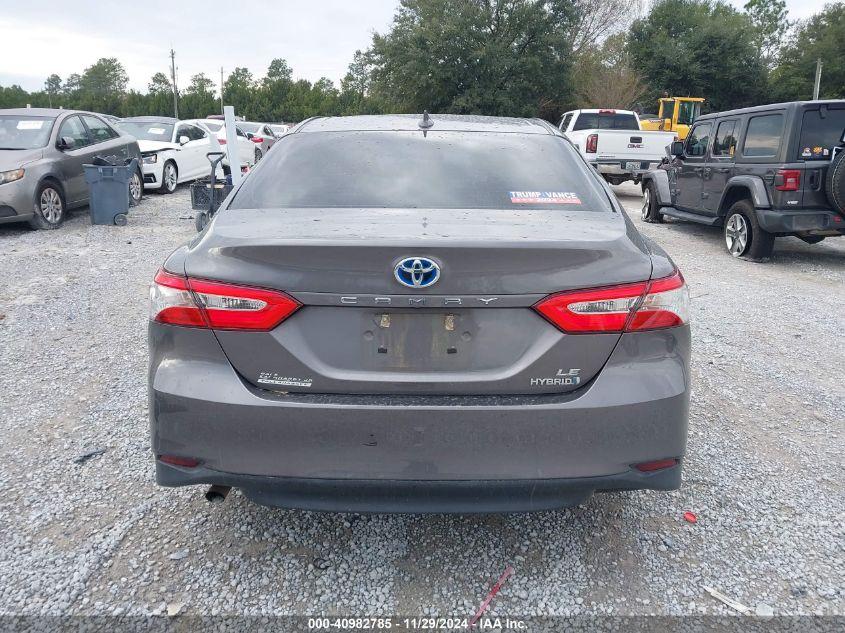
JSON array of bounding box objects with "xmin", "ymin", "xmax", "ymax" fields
[
  {"xmin": 230, "ymin": 131, "xmax": 611, "ymax": 211},
  {"xmin": 798, "ymin": 106, "xmax": 845, "ymax": 161},
  {"xmin": 0, "ymin": 115, "xmax": 55, "ymax": 149},
  {"xmin": 116, "ymin": 121, "xmax": 174, "ymax": 141},
  {"xmin": 572, "ymin": 112, "xmax": 638, "ymax": 131}
]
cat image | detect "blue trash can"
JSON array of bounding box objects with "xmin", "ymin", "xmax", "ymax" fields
[{"xmin": 83, "ymin": 158, "xmax": 138, "ymax": 226}]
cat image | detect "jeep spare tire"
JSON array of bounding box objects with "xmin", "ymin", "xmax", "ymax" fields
[{"xmin": 825, "ymin": 150, "xmax": 845, "ymax": 215}]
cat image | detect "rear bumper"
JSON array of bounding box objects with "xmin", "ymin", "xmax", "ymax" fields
[
  {"xmin": 757, "ymin": 207, "xmax": 845, "ymax": 234},
  {"xmin": 591, "ymin": 160, "xmax": 661, "ymax": 176},
  {"xmin": 149, "ymin": 325, "xmax": 691, "ymax": 512},
  {"xmin": 156, "ymin": 461, "xmax": 683, "ymax": 513}
]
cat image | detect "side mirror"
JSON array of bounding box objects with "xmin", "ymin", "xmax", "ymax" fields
[
  {"xmin": 58, "ymin": 136, "xmax": 76, "ymax": 150},
  {"xmin": 246, "ymin": 132, "xmax": 254, "ymax": 140},
  {"xmin": 179, "ymin": 135, "xmax": 190, "ymax": 145},
  {"xmin": 671, "ymin": 141, "xmax": 685, "ymax": 157}
]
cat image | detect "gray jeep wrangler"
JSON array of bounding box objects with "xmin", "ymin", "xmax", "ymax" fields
[{"xmin": 641, "ymin": 100, "xmax": 845, "ymax": 260}]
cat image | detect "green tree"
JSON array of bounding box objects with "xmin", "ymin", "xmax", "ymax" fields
[
  {"xmin": 77, "ymin": 58, "xmax": 129, "ymax": 113},
  {"xmin": 366, "ymin": 0, "xmax": 578, "ymax": 120},
  {"xmin": 260, "ymin": 59, "xmax": 295, "ymax": 121},
  {"xmin": 771, "ymin": 2, "xmax": 845, "ymax": 100},
  {"xmin": 628, "ymin": 0, "xmax": 767, "ymax": 112},
  {"xmin": 44, "ymin": 74, "xmax": 62, "ymax": 108},
  {"xmin": 744, "ymin": 0, "xmax": 790, "ymax": 66},
  {"xmin": 182, "ymin": 73, "xmax": 218, "ymax": 118},
  {"xmin": 223, "ymin": 67, "xmax": 257, "ymax": 118}
]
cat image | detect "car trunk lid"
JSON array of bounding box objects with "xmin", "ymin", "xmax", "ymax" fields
[{"xmin": 185, "ymin": 207, "xmax": 653, "ymax": 395}]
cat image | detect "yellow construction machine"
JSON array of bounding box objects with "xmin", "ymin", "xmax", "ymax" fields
[{"xmin": 640, "ymin": 97, "xmax": 705, "ymax": 140}]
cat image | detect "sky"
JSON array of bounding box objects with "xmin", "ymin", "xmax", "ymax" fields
[{"xmin": 0, "ymin": 0, "xmax": 835, "ymax": 94}]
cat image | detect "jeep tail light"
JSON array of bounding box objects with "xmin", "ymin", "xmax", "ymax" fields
[
  {"xmin": 585, "ymin": 133, "xmax": 598, "ymax": 154},
  {"xmin": 150, "ymin": 269, "xmax": 300, "ymax": 331},
  {"xmin": 774, "ymin": 169, "xmax": 800, "ymax": 191},
  {"xmin": 534, "ymin": 271, "xmax": 689, "ymax": 333}
]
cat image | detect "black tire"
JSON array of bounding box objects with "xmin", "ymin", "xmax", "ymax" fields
[
  {"xmin": 641, "ymin": 181, "xmax": 664, "ymax": 223},
  {"xmin": 825, "ymin": 150, "xmax": 845, "ymax": 215},
  {"xmin": 723, "ymin": 200, "xmax": 774, "ymax": 260},
  {"xmin": 129, "ymin": 168, "xmax": 143, "ymax": 206},
  {"xmin": 114, "ymin": 213, "xmax": 128, "ymax": 226},
  {"xmin": 195, "ymin": 211, "xmax": 209, "ymax": 232},
  {"xmin": 28, "ymin": 181, "xmax": 65, "ymax": 230},
  {"xmin": 159, "ymin": 160, "xmax": 178, "ymax": 194}
]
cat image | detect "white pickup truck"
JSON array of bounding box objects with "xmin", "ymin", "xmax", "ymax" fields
[{"xmin": 559, "ymin": 109, "xmax": 677, "ymax": 185}]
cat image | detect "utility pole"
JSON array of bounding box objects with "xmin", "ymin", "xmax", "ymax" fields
[
  {"xmin": 170, "ymin": 48, "xmax": 179, "ymax": 118},
  {"xmin": 220, "ymin": 66, "xmax": 225, "ymax": 114},
  {"xmin": 812, "ymin": 59, "xmax": 823, "ymax": 100}
]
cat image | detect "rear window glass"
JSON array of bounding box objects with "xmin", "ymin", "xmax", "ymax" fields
[
  {"xmin": 231, "ymin": 131, "xmax": 610, "ymax": 211},
  {"xmin": 743, "ymin": 114, "xmax": 784, "ymax": 157},
  {"xmin": 798, "ymin": 106, "xmax": 845, "ymax": 160},
  {"xmin": 572, "ymin": 112, "xmax": 638, "ymax": 131},
  {"xmin": 116, "ymin": 121, "xmax": 174, "ymax": 141},
  {"xmin": 0, "ymin": 115, "xmax": 55, "ymax": 149}
]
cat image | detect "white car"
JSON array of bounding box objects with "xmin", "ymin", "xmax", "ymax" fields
[
  {"xmin": 116, "ymin": 117, "xmax": 214, "ymax": 193},
  {"xmin": 184, "ymin": 119, "xmax": 257, "ymax": 172},
  {"xmin": 558, "ymin": 109, "xmax": 677, "ymax": 185}
]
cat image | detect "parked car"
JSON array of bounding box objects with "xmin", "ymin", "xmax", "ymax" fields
[
  {"xmin": 237, "ymin": 122, "xmax": 279, "ymax": 160},
  {"xmin": 641, "ymin": 100, "xmax": 845, "ymax": 259},
  {"xmin": 0, "ymin": 108, "xmax": 142, "ymax": 229},
  {"xmin": 559, "ymin": 109, "xmax": 676, "ymax": 185},
  {"xmin": 148, "ymin": 113, "xmax": 691, "ymax": 513},
  {"xmin": 116, "ymin": 117, "xmax": 216, "ymax": 194},
  {"xmin": 184, "ymin": 119, "xmax": 257, "ymax": 171}
]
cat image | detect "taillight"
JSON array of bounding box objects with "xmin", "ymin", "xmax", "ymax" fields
[
  {"xmin": 534, "ymin": 271, "xmax": 689, "ymax": 333},
  {"xmin": 598, "ymin": 109, "xmax": 616, "ymax": 114},
  {"xmin": 775, "ymin": 169, "xmax": 800, "ymax": 191},
  {"xmin": 585, "ymin": 134, "xmax": 598, "ymax": 154},
  {"xmin": 217, "ymin": 138, "xmax": 227, "ymax": 145},
  {"xmin": 150, "ymin": 269, "xmax": 300, "ymax": 331},
  {"xmin": 251, "ymin": 136, "xmax": 264, "ymax": 143}
]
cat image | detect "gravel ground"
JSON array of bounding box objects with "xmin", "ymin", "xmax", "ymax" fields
[{"xmin": 0, "ymin": 183, "xmax": 842, "ymax": 623}]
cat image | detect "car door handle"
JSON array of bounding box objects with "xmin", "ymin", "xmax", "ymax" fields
[{"xmin": 714, "ymin": 167, "xmax": 730, "ymax": 173}]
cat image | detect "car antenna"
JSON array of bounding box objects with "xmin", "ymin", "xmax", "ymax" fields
[{"xmin": 419, "ymin": 110, "xmax": 434, "ymax": 136}]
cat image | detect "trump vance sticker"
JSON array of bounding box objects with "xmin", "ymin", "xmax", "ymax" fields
[{"xmin": 509, "ymin": 191, "xmax": 582, "ymax": 204}]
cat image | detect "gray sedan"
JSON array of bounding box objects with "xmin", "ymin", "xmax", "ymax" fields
[
  {"xmin": 0, "ymin": 108, "xmax": 142, "ymax": 229},
  {"xmin": 148, "ymin": 114, "xmax": 691, "ymax": 513}
]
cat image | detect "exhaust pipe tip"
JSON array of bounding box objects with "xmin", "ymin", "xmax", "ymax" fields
[{"xmin": 205, "ymin": 485, "xmax": 231, "ymax": 504}]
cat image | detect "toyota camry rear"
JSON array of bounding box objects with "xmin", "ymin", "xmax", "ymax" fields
[{"xmin": 148, "ymin": 114, "xmax": 691, "ymax": 513}]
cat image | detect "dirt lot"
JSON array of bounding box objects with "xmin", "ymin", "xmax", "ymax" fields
[{"xmin": 0, "ymin": 183, "xmax": 842, "ymax": 621}]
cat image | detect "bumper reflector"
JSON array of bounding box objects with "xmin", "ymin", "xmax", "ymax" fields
[
  {"xmin": 159, "ymin": 455, "xmax": 201, "ymax": 468},
  {"xmin": 634, "ymin": 458, "xmax": 679, "ymax": 472}
]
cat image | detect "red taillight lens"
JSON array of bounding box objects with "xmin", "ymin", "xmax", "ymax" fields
[
  {"xmin": 775, "ymin": 169, "xmax": 800, "ymax": 191},
  {"xmin": 150, "ymin": 269, "xmax": 300, "ymax": 331},
  {"xmin": 217, "ymin": 138, "xmax": 227, "ymax": 145},
  {"xmin": 150, "ymin": 270, "xmax": 206, "ymax": 327},
  {"xmin": 534, "ymin": 271, "xmax": 689, "ymax": 333},
  {"xmin": 585, "ymin": 133, "xmax": 598, "ymax": 154},
  {"xmin": 251, "ymin": 136, "xmax": 264, "ymax": 143}
]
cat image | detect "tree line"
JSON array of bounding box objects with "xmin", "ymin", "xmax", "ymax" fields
[{"xmin": 1, "ymin": 0, "xmax": 842, "ymax": 124}]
